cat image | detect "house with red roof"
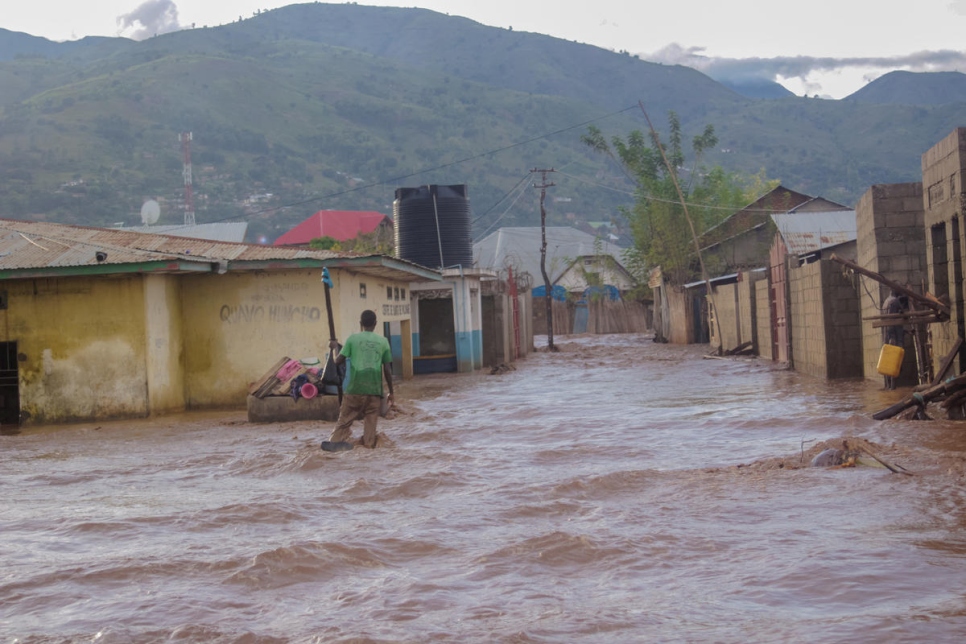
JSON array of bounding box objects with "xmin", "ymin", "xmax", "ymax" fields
[{"xmin": 274, "ymin": 210, "xmax": 393, "ymax": 246}]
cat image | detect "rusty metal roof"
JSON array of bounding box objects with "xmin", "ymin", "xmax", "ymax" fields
[
  {"xmin": 770, "ymin": 211, "xmax": 857, "ymax": 255},
  {"xmin": 0, "ymin": 219, "xmax": 440, "ymax": 282}
]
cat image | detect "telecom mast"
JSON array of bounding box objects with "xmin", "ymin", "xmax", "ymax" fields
[{"xmin": 180, "ymin": 132, "xmax": 195, "ymax": 226}]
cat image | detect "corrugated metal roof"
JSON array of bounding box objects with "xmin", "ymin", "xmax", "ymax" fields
[
  {"xmin": 123, "ymin": 222, "xmax": 249, "ymax": 243},
  {"xmin": 473, "ymin": 227, "xmax": 626, "ymax": 283},
  {"xmin": 0, "ymin": 219, "xmax": 440, "ymax": 282},
  {"xmin": 275, "ymin": 211, "xmax": 391, "ymax": 245},
  {"xmin": 770, "ymin": 211, "xmax": 857, "ymax": 255}
]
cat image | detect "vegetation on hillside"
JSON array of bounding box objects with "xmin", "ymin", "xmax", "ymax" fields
[{"xmin": 1, "ymin": 3, "xmax": 964, "ymax": 244}]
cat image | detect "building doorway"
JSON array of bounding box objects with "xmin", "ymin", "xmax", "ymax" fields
[{"xmin": 0, "ymin": 342, "xmax": 21, "ymax": 430}]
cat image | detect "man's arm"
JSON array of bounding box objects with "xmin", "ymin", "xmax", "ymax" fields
[
  {"xmin": 328, "ymin": 340, "xmax": 346, "ymax": 365},
  {"xmin": 383, "ymin": 362, "xmax": 394, "ymax": 407}
]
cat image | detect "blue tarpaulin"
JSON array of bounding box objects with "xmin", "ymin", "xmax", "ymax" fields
[{"xmin": 532, "ymin": 284, "xmax": 568, "ymax": 301}]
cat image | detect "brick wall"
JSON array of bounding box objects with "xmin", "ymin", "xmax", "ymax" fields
[{"xmin": 854, "ymin": 183, "xmax": 926, "ymax": 384}]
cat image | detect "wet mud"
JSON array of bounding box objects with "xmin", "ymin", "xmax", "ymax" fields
[{"xmin": 4, "ymin": 333, "xmax": 966, "ymax": 642}]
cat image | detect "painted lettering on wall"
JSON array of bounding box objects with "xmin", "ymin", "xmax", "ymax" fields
[
  {"xmin": 220, "ymin": 304, "xmax": 322, "ymax": 324},
  {"xmin": 220, "ymin": 304, "xmax": 265, "ymax": 324},
  {"xmin": 269, "ymin": 305, "xmax": 321, "ymax": 322},
  {"xmin": 382, "ymin": 303, "xmax": 411, "ymax": 317}
]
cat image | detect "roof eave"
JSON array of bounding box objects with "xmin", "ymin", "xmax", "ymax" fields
[
  {"xmin": 321, "ymin": 256, "xmax": 443, "ymax": 282},
  {"xmin": 0, "ymin": 260, "xmax": 212, "ymax": 280}
]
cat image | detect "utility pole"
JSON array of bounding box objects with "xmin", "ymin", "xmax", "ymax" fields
[
  {"xmin": 532, "ymin": 168, "xmax": 557, "ymax": 352},
  {"xmin": 180, "ymin": 132, "xmax": 195, "ymax": 226}
]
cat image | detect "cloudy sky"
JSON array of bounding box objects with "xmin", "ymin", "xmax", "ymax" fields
[{"xmin": 6, "ymin": 0, "xmax": 966, "ymax": 98}]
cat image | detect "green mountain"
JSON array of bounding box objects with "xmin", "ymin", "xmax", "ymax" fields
[
  {"xmin": 715, "ymin": 78, "xmax": 796, "ymax": 99},
  {"xmin": 844, "ymin": 70, "xmax": 966, "ymax": 106},
  {"xmin": 0, "ymin": 3, "xmax": 963, "ymax": 244}
]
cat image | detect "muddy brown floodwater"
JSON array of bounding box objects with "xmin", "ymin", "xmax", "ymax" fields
[{"xmin": 4, "ymin": 333, "xmax": 966, "ymax": 643}]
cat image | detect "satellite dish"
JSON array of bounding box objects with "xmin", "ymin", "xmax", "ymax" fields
[{"xmin": 140, "ymin": 199, "xmax": 161, "ymax": 226}]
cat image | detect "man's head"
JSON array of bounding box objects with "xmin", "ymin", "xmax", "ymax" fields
[{"xmin": 360, "ymin": 309, "xmax": 377, "ymax": 330}]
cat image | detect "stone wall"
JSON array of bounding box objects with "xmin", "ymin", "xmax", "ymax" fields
[{"xmin": 854, "ymin": 183, "xmax": 926, "ymax": 384}]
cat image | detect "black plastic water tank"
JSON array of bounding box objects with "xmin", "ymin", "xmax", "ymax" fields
[{"xmin": 394, "ymin": 184, "xmax": 473, "ymax": 269}]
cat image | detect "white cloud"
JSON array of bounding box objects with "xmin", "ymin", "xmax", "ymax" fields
[{"xmin": 117, "ymin": 0, "xmax": 181, "ymax": 40}]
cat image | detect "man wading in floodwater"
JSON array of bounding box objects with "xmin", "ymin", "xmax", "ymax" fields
[{"xmin": 322, "ymin": 309, "xmax": 394, "ymax": 450}]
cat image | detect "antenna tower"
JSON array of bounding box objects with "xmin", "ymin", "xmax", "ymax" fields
[{"xmin": 180, "ymin": 132, "xmax": 195, "ymax": 226}]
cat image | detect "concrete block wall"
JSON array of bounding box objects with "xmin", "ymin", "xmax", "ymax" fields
[
  {"xmin": 738, "ymin": 272, "xmax": 763, "ymax": 353},
  {"xmin": 789, "ymin": 260, "xmax": 862, "ymax": 379},
  {"xmin": 854, "ymin": 183, "xmax": 926, "ymax": 384},
  {"xmin": 821, "ymin": 260, "xmax": 864, "ymax": 379},
  {"xmin": 709, "ymin": 271, "xmax": 764, "ymax": 352},
  {"xmin": 789, "ymin": 261, "xmax": 827, "ymax": 379},
  {"xmin": 922, "ymin": 128, "xmax": 966, "ymax": 376},
  {"xmin": 711, "ymin": 283, "xmax": 739, "ymax": 350},
  {"xmin": 755, "ymin": 279, "xmax": 772, "ymax": 360}
]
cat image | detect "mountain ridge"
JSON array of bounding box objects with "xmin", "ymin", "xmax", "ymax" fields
[{"xmin": 0, "ymin": 3, "xmax": 963, "ymax": 243}]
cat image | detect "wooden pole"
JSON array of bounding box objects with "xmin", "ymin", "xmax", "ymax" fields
[
  {"xmin": 322, "ymin": 267, "xmax": 343, "ymax": 405},
  {"xmin": 830, "ymin": 253, "xmax": 949, "ymax": 317},
  {"xmin": 533, "ymin": 168, "xmax": 557, "ymax": 352},
  {"xmin": 872, "ymin": 373, "xmax": 966, "ymax": 420}
]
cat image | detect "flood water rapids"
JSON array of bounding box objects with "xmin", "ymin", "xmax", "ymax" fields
[{"xmin": 3, "ymin": 333, "xmax": 966, "ymax": 642}]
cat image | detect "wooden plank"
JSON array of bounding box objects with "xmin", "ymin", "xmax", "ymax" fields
[
  {"xmin": 863, "ymin": 311, "xmax": 937, "ymax": 321},
  {"xmin": 253, "ymin": 377, "xmax": 280, "ymax": 399},
  {"xmin": 830, "ymin": 254, "xmax": 950, "ymax": 317},
  {"xmin": 873, "ymin": 373, "xmax": 966, "ymax": 420},
  {"xmin": 931, "ymin": 337, "xmax": 964, "ymax": 386},
  {"xmin": 248, "ymin": 356, "xmax": 291, "ymax": 395},
  {"xmin": 872, "ymin": 317, "xmax": 940, "ymax": 328}
]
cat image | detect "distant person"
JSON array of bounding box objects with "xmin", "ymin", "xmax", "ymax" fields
[
  {"xmin": 323, "ymin": 309, "xmax": 394, "ymax": 450},
  {"xmin": 881, "ymin": 289, "xmax": 906, "ymax": 390}
]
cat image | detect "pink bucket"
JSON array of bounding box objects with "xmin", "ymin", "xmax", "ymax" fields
[{"xmin": 300, "ymin": 382, "xmax": 318, "ymax": 399}]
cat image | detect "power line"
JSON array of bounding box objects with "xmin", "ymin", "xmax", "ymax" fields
[
  {"xmin": 472, "ymin": 172, "xmax": 532, "ymax": 226},
  {"xmin": 474, "ymin": 174, "xmax": 535, "ymax": 240}
]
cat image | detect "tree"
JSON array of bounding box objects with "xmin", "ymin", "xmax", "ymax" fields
[
  {"xmin": 309, "ymin": 236, "xmax": 341, "ymax": 251},
  {"xmin": 583, "ymin": 112, "xmax": 769, "ymax": 286}
]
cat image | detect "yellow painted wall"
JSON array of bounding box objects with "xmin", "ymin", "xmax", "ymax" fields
[
  {"xmin": 180, "ymin": 270, "xmax": 328, "ymax": 408},
  {"xmin": 0, "ymin": 266, "xmax": 419, "ymax": 424},
  {"xmin": 143, "ymin": 274, "xmax": 186, "ymax": 415},
  {"xmin": 180, "ymin": 268, "xmax": 414, "ymax": 409},
  {"xmin": 330, "ymin": 269, "xmax": 414, "ymax": 339},
  {"xmin": 1, "ymin": 276, "xmax": 149, "ymax": 425}
]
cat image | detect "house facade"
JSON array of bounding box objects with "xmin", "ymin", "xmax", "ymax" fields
[
  {"xmin": 0, "ymin": 220, "xmax": 440, "ymax": 427},
  {"xmin": 473, "ymin": 226, "xmax": 647, "ymax": 336},
  {"xmin": 923, "ymin": 128, "xmax": 966, "ymax": 377}
]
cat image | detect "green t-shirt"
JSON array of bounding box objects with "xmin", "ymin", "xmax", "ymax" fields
[{"xmin": 339, "ymin": 331, "xmax": 392, "ymax": 396}]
